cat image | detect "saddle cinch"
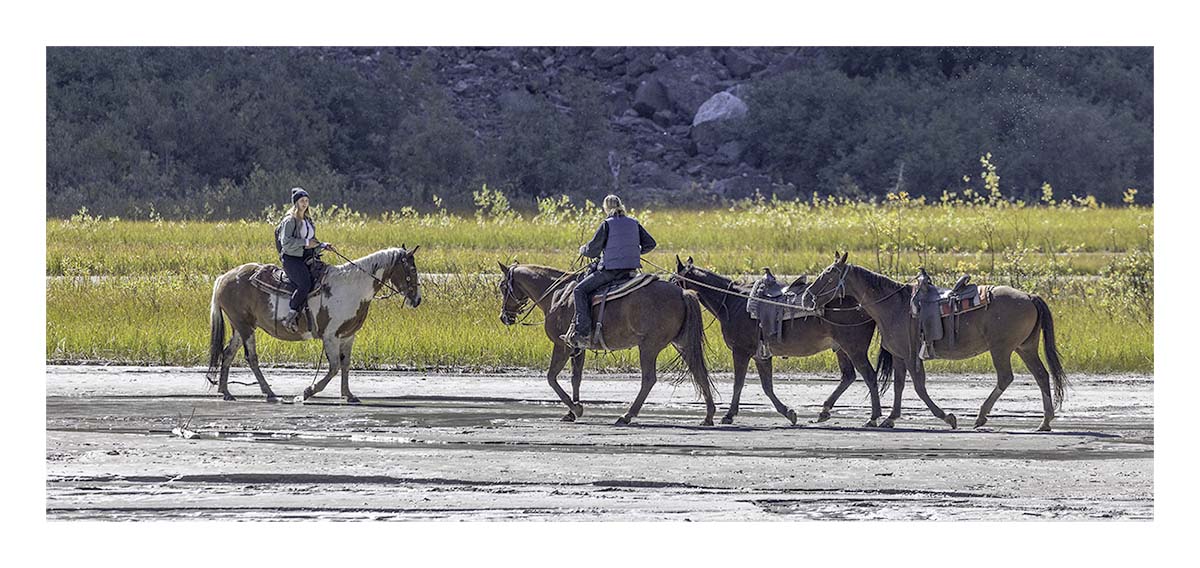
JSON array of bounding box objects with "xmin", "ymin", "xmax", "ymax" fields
[
  {"xmin": 910, "ymin": 268, "xmax": 993, "ymax": 360},
  {"xmin": 553, "ymin": 271, "xmax": 660, "ymax": 351},
  {"xmin": 747, "ymin": 267, "xmax": 821, "ymax": 358}
]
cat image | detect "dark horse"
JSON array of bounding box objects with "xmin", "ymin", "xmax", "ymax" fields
[
  {"xmin": 498, "ymin": 263, "xmax": 716, "ymax": 425},
  {"xmin": 207, "ymin": 247, "xmax": 422, "ymax": 403},
  {"xmin": 673, "ymin": 256, "xmax": 892, "ymax": 426},
  {"xmin": 802, "ymin": 253, "xmax": 1067, "ymax": 431}
]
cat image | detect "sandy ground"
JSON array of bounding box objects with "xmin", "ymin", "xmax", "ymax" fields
[{"xmin": 46, "ymin": 365, "xmax": 1152, "ymax": 520}]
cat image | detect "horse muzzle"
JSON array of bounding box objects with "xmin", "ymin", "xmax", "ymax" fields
[
  {"xmin": 406, "ymin": 292, "xmax": 422, "ymax": 308},
  {"xmin": 499, "ymin": 312, "xmax": 516, "ymax": 326}
]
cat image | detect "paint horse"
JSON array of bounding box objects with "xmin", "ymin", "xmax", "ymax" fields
[{"xmin": 207, "ymin": 247, "xmax": 422, "ymax": 403}]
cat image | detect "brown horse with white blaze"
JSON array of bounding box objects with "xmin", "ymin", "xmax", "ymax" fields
[
  {"xmin": 498, "ymin": 262, "xmax": 716, "ymax": 426},
  {"xmin": 801, "ymin": 252, "xmax": 1067, "ymax": 431},
  {"xmin": 207, "ymin": 247, "xmax": 421, "ymax": 403}
]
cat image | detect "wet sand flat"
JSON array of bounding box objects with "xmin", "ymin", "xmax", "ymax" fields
[{"xmin": 46, "ymin": 366, "xmax": 1152, "ymax": 520}]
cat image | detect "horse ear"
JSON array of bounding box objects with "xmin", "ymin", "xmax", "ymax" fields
[
  {"xmin": 687, "ymin": 256, "xmax": 694, "ymax": 266},
  {"xmin": 675, "ymin": 255, "xmax": 684, "ymax": 271},
  {"xmin": 498, "ymin": 261, "xmax": 509, "ymax": 275},
  {"xmin": 838, "ymin": 251, "xmax": 848, "ymax": 264},
  {"xmin": 411, "ymin": 245, "xmax": 419, "ymax": 255}
]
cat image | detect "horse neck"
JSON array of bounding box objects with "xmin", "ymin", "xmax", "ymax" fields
[
  {"xmin": 332, "ymin": 249, "xmax": 397, "ymax": 301},
  {"xmin": 513, "ymin": 265, "xmax": 566, "ymax": 312},
  {"xmin": 688, "ymin": 271, "xmax": 745, "ymax": 320},
  {"xmin": 844, "ymin": 265, "xmax": 906, "ymax": 322}
]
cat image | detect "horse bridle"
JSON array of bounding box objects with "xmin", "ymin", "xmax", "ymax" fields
[
  {"xmin": 801, "ymin": 263, "xmax": 850, "ymax": 311},
  {"xmin": 499, "ymin": 268, "xmax": 535, "ymax": 324}
]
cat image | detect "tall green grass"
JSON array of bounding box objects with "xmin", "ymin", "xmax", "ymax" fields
[
  {"xmin": 47, "ymin": 273, "xmax": 1152, "ymax": 374},
  {"xmin": 46, "ymin": 198, "xmax": 1153, "ymax": 374}
]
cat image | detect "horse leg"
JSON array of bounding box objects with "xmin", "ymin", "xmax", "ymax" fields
[
  {"xmin": 546, "ymin": 343, "xmax": 581, "ymax": 419},
  {"xmin": 563, "ymin": 349, "xmax": 586, "ymax": 421},
  {"xmin": 879, "ymin": 358, "xmax": 907, "ymax": 428},
  {"xmin": 817, "ymin": 349, "xmax": 857, "ymax": 423},
  {"xmin": 218, "ymin": 330, "xmax": 243, "ymax": 401},
  {"xmin": 975, "ymin": 348, "xmax": 1016, "ymax": 429},
  {"xmin": 911, "ymin": 360, "xmax": 957, "ymax": 429},
  {"xmin": 1017, "ymin": 347, "xmax": 1056, "ymax": 432},
  {"xmin": 723, "ymin": 351, "xmax": 751, "ymax": 424},
  {"xmin": 339, "ymin": 336, "xmax": 359, "ymax": 404},
  {"xmin": 294, "ymin": 339, "xmax": 341, "ymax": 403},
  {"xmin": 755, "ymin": 356, "xmax": 798, "ymax": 425},
  {"xmin": 241, "ymin": 331, "xmax": 278, "ymax": 403},
  {"xmin": 847, "ymin": 349, "xmax": 883, "ymax": 427},
  {"xmin": 617, "ymin": 348, "xmax": 660, "ymax": 426}
]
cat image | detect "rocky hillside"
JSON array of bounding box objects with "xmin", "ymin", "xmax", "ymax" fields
[{"xmin": 318, "ymin": 46, "xmax": 815, "ymax": 200}]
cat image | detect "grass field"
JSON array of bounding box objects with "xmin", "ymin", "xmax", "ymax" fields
[{"xmin": 46, "ymin": 197, "xmax": 1154, "ymax": 374}]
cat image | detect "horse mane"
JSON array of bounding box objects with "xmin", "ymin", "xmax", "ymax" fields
[
  {"xmin": 354, "ymin": 247, "xmax": 406, "ymax": 275},
  {"xmin": 850, "ymin": 264, "xmax": 909, "ymax": 295},
  {"xmin": 515, "ymin": 264, "xmax": 567, "ymax": 280},
  {"xmin": 687, "ymin": 265, "xmax": 751, "ymax": 294}
]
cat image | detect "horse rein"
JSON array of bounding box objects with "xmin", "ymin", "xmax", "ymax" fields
[{"xmin": 327, "ymin": 247, "xmax": 413, "ymax": 301}]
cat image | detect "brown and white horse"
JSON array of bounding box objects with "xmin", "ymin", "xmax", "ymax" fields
[{"xmin": 206, "ymin": 247, "xmax": 421, "ymax": 403}]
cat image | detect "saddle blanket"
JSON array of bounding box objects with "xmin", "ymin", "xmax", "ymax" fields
[
  {"xmin": 248, "ymin": 264, "xmax": 327, "ymax": 298},
  {"xmin": 937, "ymin": 285, "xmax": 992, "ymax": 317}
]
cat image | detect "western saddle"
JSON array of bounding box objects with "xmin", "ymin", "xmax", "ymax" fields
[
  {"xmin": 910, "ymin": 267, "xmax": 992, "ymax": 359},
  {"xmin": 747, "ymin": 267, "xmax": 821, "ymax": 358},
  {"xmin": 554, "ymin": 271, "xmax": 660, "ymax": 351},
  {"xmin": 248, "ymin": 259, "xmax": 330, "ymax": 299}
]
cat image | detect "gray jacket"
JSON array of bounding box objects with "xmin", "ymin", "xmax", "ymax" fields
[{"xmin": 278, "ymin": 215, "xmax": 315, "ymax": 258}]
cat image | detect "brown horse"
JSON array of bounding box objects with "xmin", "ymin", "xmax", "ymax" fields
[
  {"xmin": 207, "ymin": 247, "xmax": 422, "ymax": 403},
  {"xmin": 801, "ymin": 253, "xmax": 1067, "ymax": 431},
  {"xmin": 673, "ymin": 256, "xmax": 892, "ymax": 426},
  {"xmin": 498, "ymin": 263, "xmax": 716, "ymax": 425}
]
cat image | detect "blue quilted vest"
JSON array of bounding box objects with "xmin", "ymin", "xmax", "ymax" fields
[{"xmin": 601, "ymin": 215, "xmax": 642, "ymax": 270}]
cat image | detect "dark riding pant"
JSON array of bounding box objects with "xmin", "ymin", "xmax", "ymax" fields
[
  {"xmin": 281, "ymin": 251, "xmax": 315, "ymax": 312},
  {"xmin": 572, "ymin": 269, "xmax": 627, "ymax": 335}
]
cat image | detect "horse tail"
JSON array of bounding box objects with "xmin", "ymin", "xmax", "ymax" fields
[
  {"xmin": 205, "ymin": 275, "xmax": 227, "ymax": 386},
  {"xmin": 1033, "ymin": 295, "xmax": 1068, "ymax": 410},
  {"xmin": 676, "ymin": 290, "xmax": 715, "ymax": 400},
  {"xmin": 875, "ymin": 348, "xmax": 894, "ymax": 395}
]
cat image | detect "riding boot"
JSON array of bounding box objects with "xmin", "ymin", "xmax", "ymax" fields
[
  {"xmin": 559, "ymin": 322, "xmax": 592, "ymax": 348},
  {"xmin": 283, "ymin": 309, "xmax": 301, "ymax": 333}
]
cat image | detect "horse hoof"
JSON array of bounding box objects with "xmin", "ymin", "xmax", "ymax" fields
[
  {"xmin": 879, "ymin": 418, "xmax": 896, "ymax": 429},
  {"xmin": 974, "ymin": 416, "xmax": 988, "ymax": 429},
  {"xmin": 265, "ymin": 395, "xmax": 278, "ymax": 404},
  {"xmin": 222, "ymin": 393, "xmax": 236, "ymax": 401},
  {"xmin": 572, "ymin": 404, "xmax": 585, "ymax": 418},
  {"xmin": 816, "ymin": 410, "xmax": 832, "ymax": 423},
  {"xmin": 720, "ymin": 415, "xmax": 735, "ymax": 425},
  {"xmin": 615, "ymin": 416, "xmax": 631, "ymax": 426},
  {"xmin": 786, "ymin": 409, "xmax": 798, "ymax": 425},
  {"xmin": 701, "ymin": 418, "xmax": 714, "ymax": 426},
  {"xmin": 864, "ymin": 419, "xmax": 878, "ymax": 428},
  {"xmin": 945, "ymin": 413, "xmax": 958, "ymax": 429},
  {"xmin": 343, "ymin": 396, "xmax": 361, "ymax": 404},
  {"xmin": 561, "ymin": 412, "xmax": 576, "ymax": 422},
  {"xmin": 1037, "ymin": 423, "xmax": 1053, "ymax": 432}
]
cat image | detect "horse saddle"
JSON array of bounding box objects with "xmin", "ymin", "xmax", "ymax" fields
[
  {"xmin": 910, "ymin": 271, "xmax": 992, "ymax": 359},
  {"xmin": 590, "ymin": 272, "xmax": 658, "ymax": 306},
  {"xmin": 747, "ymin": 268, "xmax": 821, "ymax": 357},
  {"xmin": 248, "ymin": 261, "xmax": 329, "ymax": 298}
]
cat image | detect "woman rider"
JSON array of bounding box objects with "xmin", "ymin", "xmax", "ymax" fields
[
  {"xmin": 277, "ymin": 187, "xmax": 335, "ymax": 332},
  {"xmin": 561, "ymin": 194, "xmax": 657, "ymax": 348}
]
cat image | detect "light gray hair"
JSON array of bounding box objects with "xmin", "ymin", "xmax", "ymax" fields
[{"xmin": 603, "ymin": 194, "xmax": 625, "ymax": 216}]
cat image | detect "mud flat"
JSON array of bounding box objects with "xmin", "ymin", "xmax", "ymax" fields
[{"xmin": 46, "ymin": 366, "xmax": 1152, "ymax": 520}]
